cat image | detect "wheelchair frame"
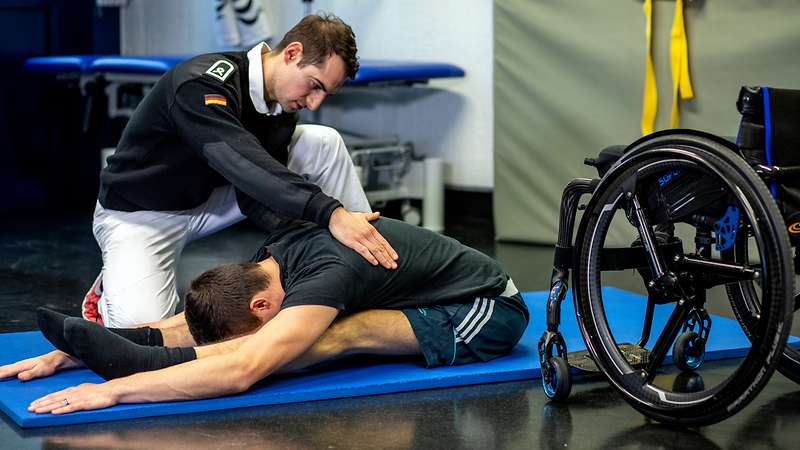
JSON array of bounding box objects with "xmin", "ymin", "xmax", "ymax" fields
[{"xmin": 536, "ymin": 129, "xmax": 798, "ymax": 426}]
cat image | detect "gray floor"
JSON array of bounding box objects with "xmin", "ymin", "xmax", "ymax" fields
[{"xmin": 1, "ymin": 216, "xmax": 800, "ymax": 449}]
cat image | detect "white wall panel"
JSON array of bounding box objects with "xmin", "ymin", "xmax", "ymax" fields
[{"xmin": 120, "ymin": 0, "xmax": 494, "ymax": 189}]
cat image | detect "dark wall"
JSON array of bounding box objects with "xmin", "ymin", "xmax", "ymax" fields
[{"xmin": 0, "ymin": 0, "xmax": 119, "ymax": 217}]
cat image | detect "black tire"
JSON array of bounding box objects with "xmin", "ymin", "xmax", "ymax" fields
[
  {"xmin": 673, "ymin": 332, "xmax": 705, "ymax": 372},
  {"xmin": 542, "ymin": 356, "xmax": 572, "ymax": 401},
  {"xmin": 725, "ymin": 246, "xmax": 800, "ymax": 384},
  {"xmin": 573, "ymin": 131, "xmax": 794, "ymax": 426},
  {"xmin": 776, "ymin": 299, "xmax": 800, "ymax": 383}
]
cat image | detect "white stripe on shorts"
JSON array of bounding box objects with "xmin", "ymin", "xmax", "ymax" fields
[
  {"xmin": 455, "ymin": 298, "xmax": 484, "ymax": 334},
  {"xmin": 452, "ymin": 278, "xmax": 514, "ymax": 345},
  {"xmin": 457, "ymin": 298, "xmax": 488, "ymax": 338},
  {"xmin": 455, "ymin": 297, "xmax": 496, "ymax": 344},
  {"xmin": 463, "ymin": 299, "xmax": 495, "ymax": 344}
]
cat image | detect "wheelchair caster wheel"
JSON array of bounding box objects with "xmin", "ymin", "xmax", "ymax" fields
[
  {"xmin": 542, "ymin": 356, "xmax": 572, "ymax": 401},
  {"xmin": 673, "ymin": 332, "xmax": 705, "ymax": 372}
]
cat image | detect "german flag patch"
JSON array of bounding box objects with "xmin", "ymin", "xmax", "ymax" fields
[{"xmin": 204, "ymin": 94, "xmax": 227, "ymax": 107}]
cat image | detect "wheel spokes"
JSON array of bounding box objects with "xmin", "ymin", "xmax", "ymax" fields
[{"xmin": 641, "ymin": 302, "xmax": 692, "ymax": 382}]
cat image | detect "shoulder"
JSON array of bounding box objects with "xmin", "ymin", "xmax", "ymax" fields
[
  {"xmin": 172, "ymin": 52, "xmax": 245, "ymax": 87},
  {"xmin": 283, "ymin": 259, "xmax": 359, "ymax": 311}
]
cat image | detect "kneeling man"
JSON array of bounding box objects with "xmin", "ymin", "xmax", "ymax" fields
[{"xmin": 3, "ymin": 218, "xmax": 528, "ymax": 414}]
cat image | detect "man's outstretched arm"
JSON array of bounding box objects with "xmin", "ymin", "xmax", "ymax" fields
[{"xmin": 28, "ymin": 305, "xmax": 339, "ymax": 414}]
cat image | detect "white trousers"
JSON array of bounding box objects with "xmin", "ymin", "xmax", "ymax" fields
[{"xmin": 92, "ymin": 125, "xmax": 370, "ymax": 327}]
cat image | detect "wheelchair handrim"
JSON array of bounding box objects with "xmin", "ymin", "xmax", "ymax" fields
[{"xmin": 574, "ymin": 145, "xmax": 793, "ymax": 424}]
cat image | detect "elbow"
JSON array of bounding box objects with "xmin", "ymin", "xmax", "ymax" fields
[
  {"xmin": 221, "ymin": 356, "xmax": 258, "ymax": 394},
  {"xmin": 231, "ymin": 377, "xmax": 255, "ymax": 395},
  {"xmin": 229, "ymin": 373, "xmax": 253, "ymax": 394},
  {"xmin": 227, "ymin": 355, "xmax": 268, "ymax": 393}
]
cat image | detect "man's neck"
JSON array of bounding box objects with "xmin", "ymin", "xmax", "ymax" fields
[
  {"xmin": 258, "ymin": 257, "xmax": 282, "ymax": 290},
  {"xmin": 261, "ymin": 53, "xmax": 276, "ymax": 104}
]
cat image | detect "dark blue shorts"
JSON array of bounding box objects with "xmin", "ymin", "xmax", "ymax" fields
[{"xmin": 403, "ymin": 290, "xmax": 529, "ymax": 368}]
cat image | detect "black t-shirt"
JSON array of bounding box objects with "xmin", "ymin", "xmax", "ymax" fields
[
  {"xmin": 254, "ymin": 218, "xmax": 509, "ymax": 313},
  {"xmin": 99, "ymin": 51, "xmax": 341, "ymax": 227}
]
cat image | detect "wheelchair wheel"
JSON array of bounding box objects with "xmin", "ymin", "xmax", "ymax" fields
[
  {"xmin": 542, "ymin": 356, "xmax": 572, "ymax": 401},
  {"xmin": 725, "ymin": 243, "xmax": 800, "ymax": 384},
  {"xmin": 672, "ymin": 332, "xmax": 705, "ymax": 372},
  {"xmin": 573, "ymin": 131, "xmax": 794, "ymax": 426},
  {"xmin": 775, "ymin": 292, "xmax": 800, "ymax": 383}
]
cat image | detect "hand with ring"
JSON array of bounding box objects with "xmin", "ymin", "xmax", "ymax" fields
[{"xmin": 29, "ymin": 382, "xmax": 120, "ymax": 414}]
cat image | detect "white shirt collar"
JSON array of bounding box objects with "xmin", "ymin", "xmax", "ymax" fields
[{"xmin": 247, "ymin": 42, "xmax": 283, "ymax": 116}]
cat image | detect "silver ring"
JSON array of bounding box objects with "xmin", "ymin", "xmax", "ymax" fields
[{"xmin": 63, "ymin": 398, "xmax": 69, "ymax": 407}]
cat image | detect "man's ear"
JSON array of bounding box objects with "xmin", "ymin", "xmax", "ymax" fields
[
  {"xmin": 250, "ymin": 296, "xmax": 272, "ymax": 313},
  {"xmin": 250, "ymin": 294, "xmax": 280, "ymax": 324},
  {"xmin": 283, "ymin": 41, "xmax": 304, "ymax": 64}
]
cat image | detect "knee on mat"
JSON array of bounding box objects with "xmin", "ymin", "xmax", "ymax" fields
[
  {"xmin": 101, "ymin": 294, "xmax": 178, "ymax": 328},
  {"xmin": 503, "ymin": 304, "xmax": 530, "ymax": 351},
  {"xmin": 469, "ymin": 302, "xmax": 529, "ymax": 362}
]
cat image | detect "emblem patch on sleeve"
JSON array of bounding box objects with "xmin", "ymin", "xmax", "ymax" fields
[
  {"xmin": 204, "ymin": 94, "xmax": 227, "ymax": 107},
  {"xmin": 204, "ymin": 60, "xmax": 235, "ymax": 82}
]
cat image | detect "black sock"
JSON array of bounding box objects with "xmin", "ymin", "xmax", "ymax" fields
[
  {"xmin": 64, "ymin": 317, "xmax": 196, "ymax": 380},
  {"xmin": 36, "ymin": 307, "xmax": 165, "ymax": 354},
  {"xmin": 36, "ymin": 307, "xmax": 74, "ymax": 356},
  {"xmin": 109, "ymin": 326, "xmax": 164, "ymax": 347}
]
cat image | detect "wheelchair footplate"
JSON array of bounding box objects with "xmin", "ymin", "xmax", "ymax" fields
[{"xmin": 567, "ymin": 343, "xmax": 650, "ymax": 373}]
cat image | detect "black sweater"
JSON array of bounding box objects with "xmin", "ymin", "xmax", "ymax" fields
[{"xmin": 98, "ymin": 51, "xmax": 341, "ymax": 227}]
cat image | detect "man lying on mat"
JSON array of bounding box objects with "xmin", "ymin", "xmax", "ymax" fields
[{"xmin": 0, "ymin": 217, "xmax": 528, "ymax": 414}]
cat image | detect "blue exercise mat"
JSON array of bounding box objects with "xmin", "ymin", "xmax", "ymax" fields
[{"xmin": 0, "ymin": 287, "xmax": 783, "ymax": 428}]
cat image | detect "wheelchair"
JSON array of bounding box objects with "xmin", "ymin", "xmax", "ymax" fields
[{"xmin": 537, "ymin": 86, "xmax": 800, "ymax": 426}]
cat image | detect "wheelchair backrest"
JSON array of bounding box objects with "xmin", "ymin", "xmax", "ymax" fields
[{"xmin": 737, "ymin": 86, "xmax": 800, "ymax": 240}]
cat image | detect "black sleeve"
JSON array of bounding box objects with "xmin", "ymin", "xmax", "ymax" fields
[
  {"xmin": 169, "ymin": 77, "xmax": 342, "ymax": 226},
  {"xmin": 235, "ymin": 188, "xmax": 308, "ymax": 235}
]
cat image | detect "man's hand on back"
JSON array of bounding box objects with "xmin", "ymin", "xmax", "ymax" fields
[{"xmin": 328, "ymin": 207, "xmax": 398, "ymax": 269}]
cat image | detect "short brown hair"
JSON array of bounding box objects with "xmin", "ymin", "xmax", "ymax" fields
[
  {"xmin": 184, "ymin": 263, "xmax": 269, "ymax": 345},
  {"xmin": 274, "ymin": 13, "xmax": 359, "ymax": 79}
]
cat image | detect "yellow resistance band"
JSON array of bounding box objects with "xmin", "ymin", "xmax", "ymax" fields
[
  {"xmin": 641, "ymin": 0, "xmax": 657, "ymax": 135},
  {"xmin": 641, "ymin": 0, "xmax": 694, "ymax": 136}
]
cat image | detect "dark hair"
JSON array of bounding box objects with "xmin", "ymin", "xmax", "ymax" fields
[
  {"xmin": 184, "ymin": 262, "xmax": 269, "ymax": 345},
  {"xmin": 274, "ymin": 13, "xmax": 359, "ymax": 79}
]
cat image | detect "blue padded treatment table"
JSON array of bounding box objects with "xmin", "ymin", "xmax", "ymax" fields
[
  {"xmin": 347, "ymin": 60, "xmax": 465, "ymax": 86},
  {"xmin": 90, "ymin": 55, "xmax": 188, "ymax": 75},
  {"xmin": 23, "ymin": 56, "xmax": 103, "ymax": 74},
  {"xmin": 23, "ymin": 55, "xmax": 466, "ymax": 85},
  {"xmin": 0, "ymin": 287, "xmax": 786, "ymax": 428}
]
